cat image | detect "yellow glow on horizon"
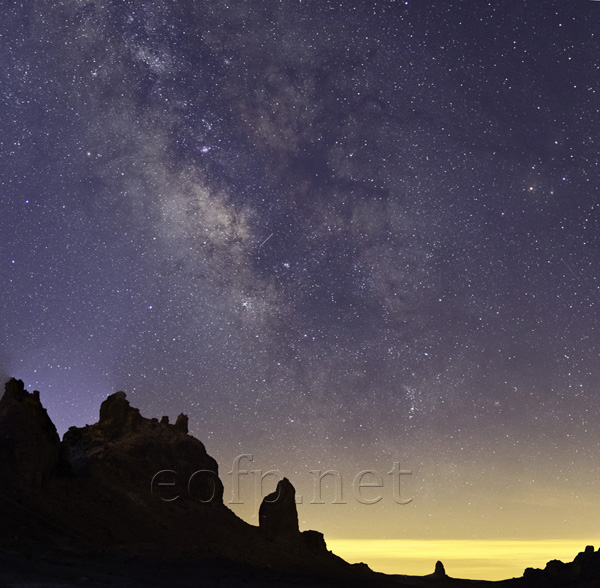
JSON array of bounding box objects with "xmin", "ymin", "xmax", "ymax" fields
[{"xmin": 326, "ymin": 539, "xmax": 598, "ymax": 581}]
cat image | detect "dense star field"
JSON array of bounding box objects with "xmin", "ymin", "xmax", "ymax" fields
[{"xmin": 1, "ymin": 0, "xmax": 599, "ymax": 579}]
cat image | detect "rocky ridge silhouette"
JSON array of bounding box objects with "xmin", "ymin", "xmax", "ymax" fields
[
  {"xmin": 0, "ymin": 378, "xmax": 368, "ymax": 586},
  {"xmin": 0, "ymin": 378, "xmax": 598, "ymax": 587}
]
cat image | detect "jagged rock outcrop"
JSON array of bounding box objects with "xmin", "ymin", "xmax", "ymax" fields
[
  {"xmin": 0, "ymin": 378, "xmax": 360, "ymax": 585},
  {"xmin": 0, "ymin": 377, "xmax": 459, "ymax": 585},
  {"xmin": 571, "ymin": 545, "xmax": 600, "ymax": 579},
  {"xmin": 174, "ymin": 412, "xmax": 188, "ymax": 434},
  {"xmin": 0, "ymin": 378, "xmax": 61, "ymax": 487},
  {"xmin": 97, "ymin": 390, "xmax": 143, "ymax": 436},
  {"xmin": 523, "ymin": 545, "xmax": 600, "ymax": 586},
  {"xmin": 258, "ymin": 477, "xmax": 333, "ymax": 560},
  {"xmin": 259, "ymin": 477, "xmax": 300, "ymax": 541},
  {"xmin": 62, "ymin": 390, "xmax": 223, "ymax": 503}
]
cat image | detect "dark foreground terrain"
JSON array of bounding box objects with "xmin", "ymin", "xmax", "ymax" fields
[{"xmin": 0, "ymin": 378, "xmax": 598, "ymax": 587}]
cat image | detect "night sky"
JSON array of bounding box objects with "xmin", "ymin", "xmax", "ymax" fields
[{"xmin": 1, "ymin": 0, "xmax": 599, "ymax": 579}]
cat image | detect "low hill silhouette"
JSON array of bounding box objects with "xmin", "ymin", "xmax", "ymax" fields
[{"xmin": 0, "ymin": 378, "xmax": 598, "ymax": 587}]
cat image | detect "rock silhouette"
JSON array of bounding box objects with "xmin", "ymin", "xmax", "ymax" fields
[
  {"xmin": 0, "ymin": 378, "xmax": 61, "ymax": 487},
  {"xmin": 0, "ymin": 378, "xmax": 362, "ymax": 586},
  {"xmin": 523, "ymin": 545, "xmax": 600, "ymax": 587},
  {"xmin": 1, "ymin": 377, "xmax": 598, "ymax": 588},
  {"xmin": 259, "ymin": 477, "xmax": 300, "ymax": 541},
  {"xmin": 62, "ymin": 389, "xmax": 224, "ymax": 503}
]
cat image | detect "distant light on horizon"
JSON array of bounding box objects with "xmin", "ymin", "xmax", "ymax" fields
[{"xmin": 327, "ymin": 539, "xmax": 599, "ymax": 581}]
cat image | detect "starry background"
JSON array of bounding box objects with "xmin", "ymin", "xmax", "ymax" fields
[{"xmin": 1, "ymin": 0, "xmax": 599, "ymax": 579}]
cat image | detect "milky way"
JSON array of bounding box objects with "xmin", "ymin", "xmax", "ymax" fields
[{"xmin": 1, "ymin": 0, "xmax": 599, "ymax": 562}]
